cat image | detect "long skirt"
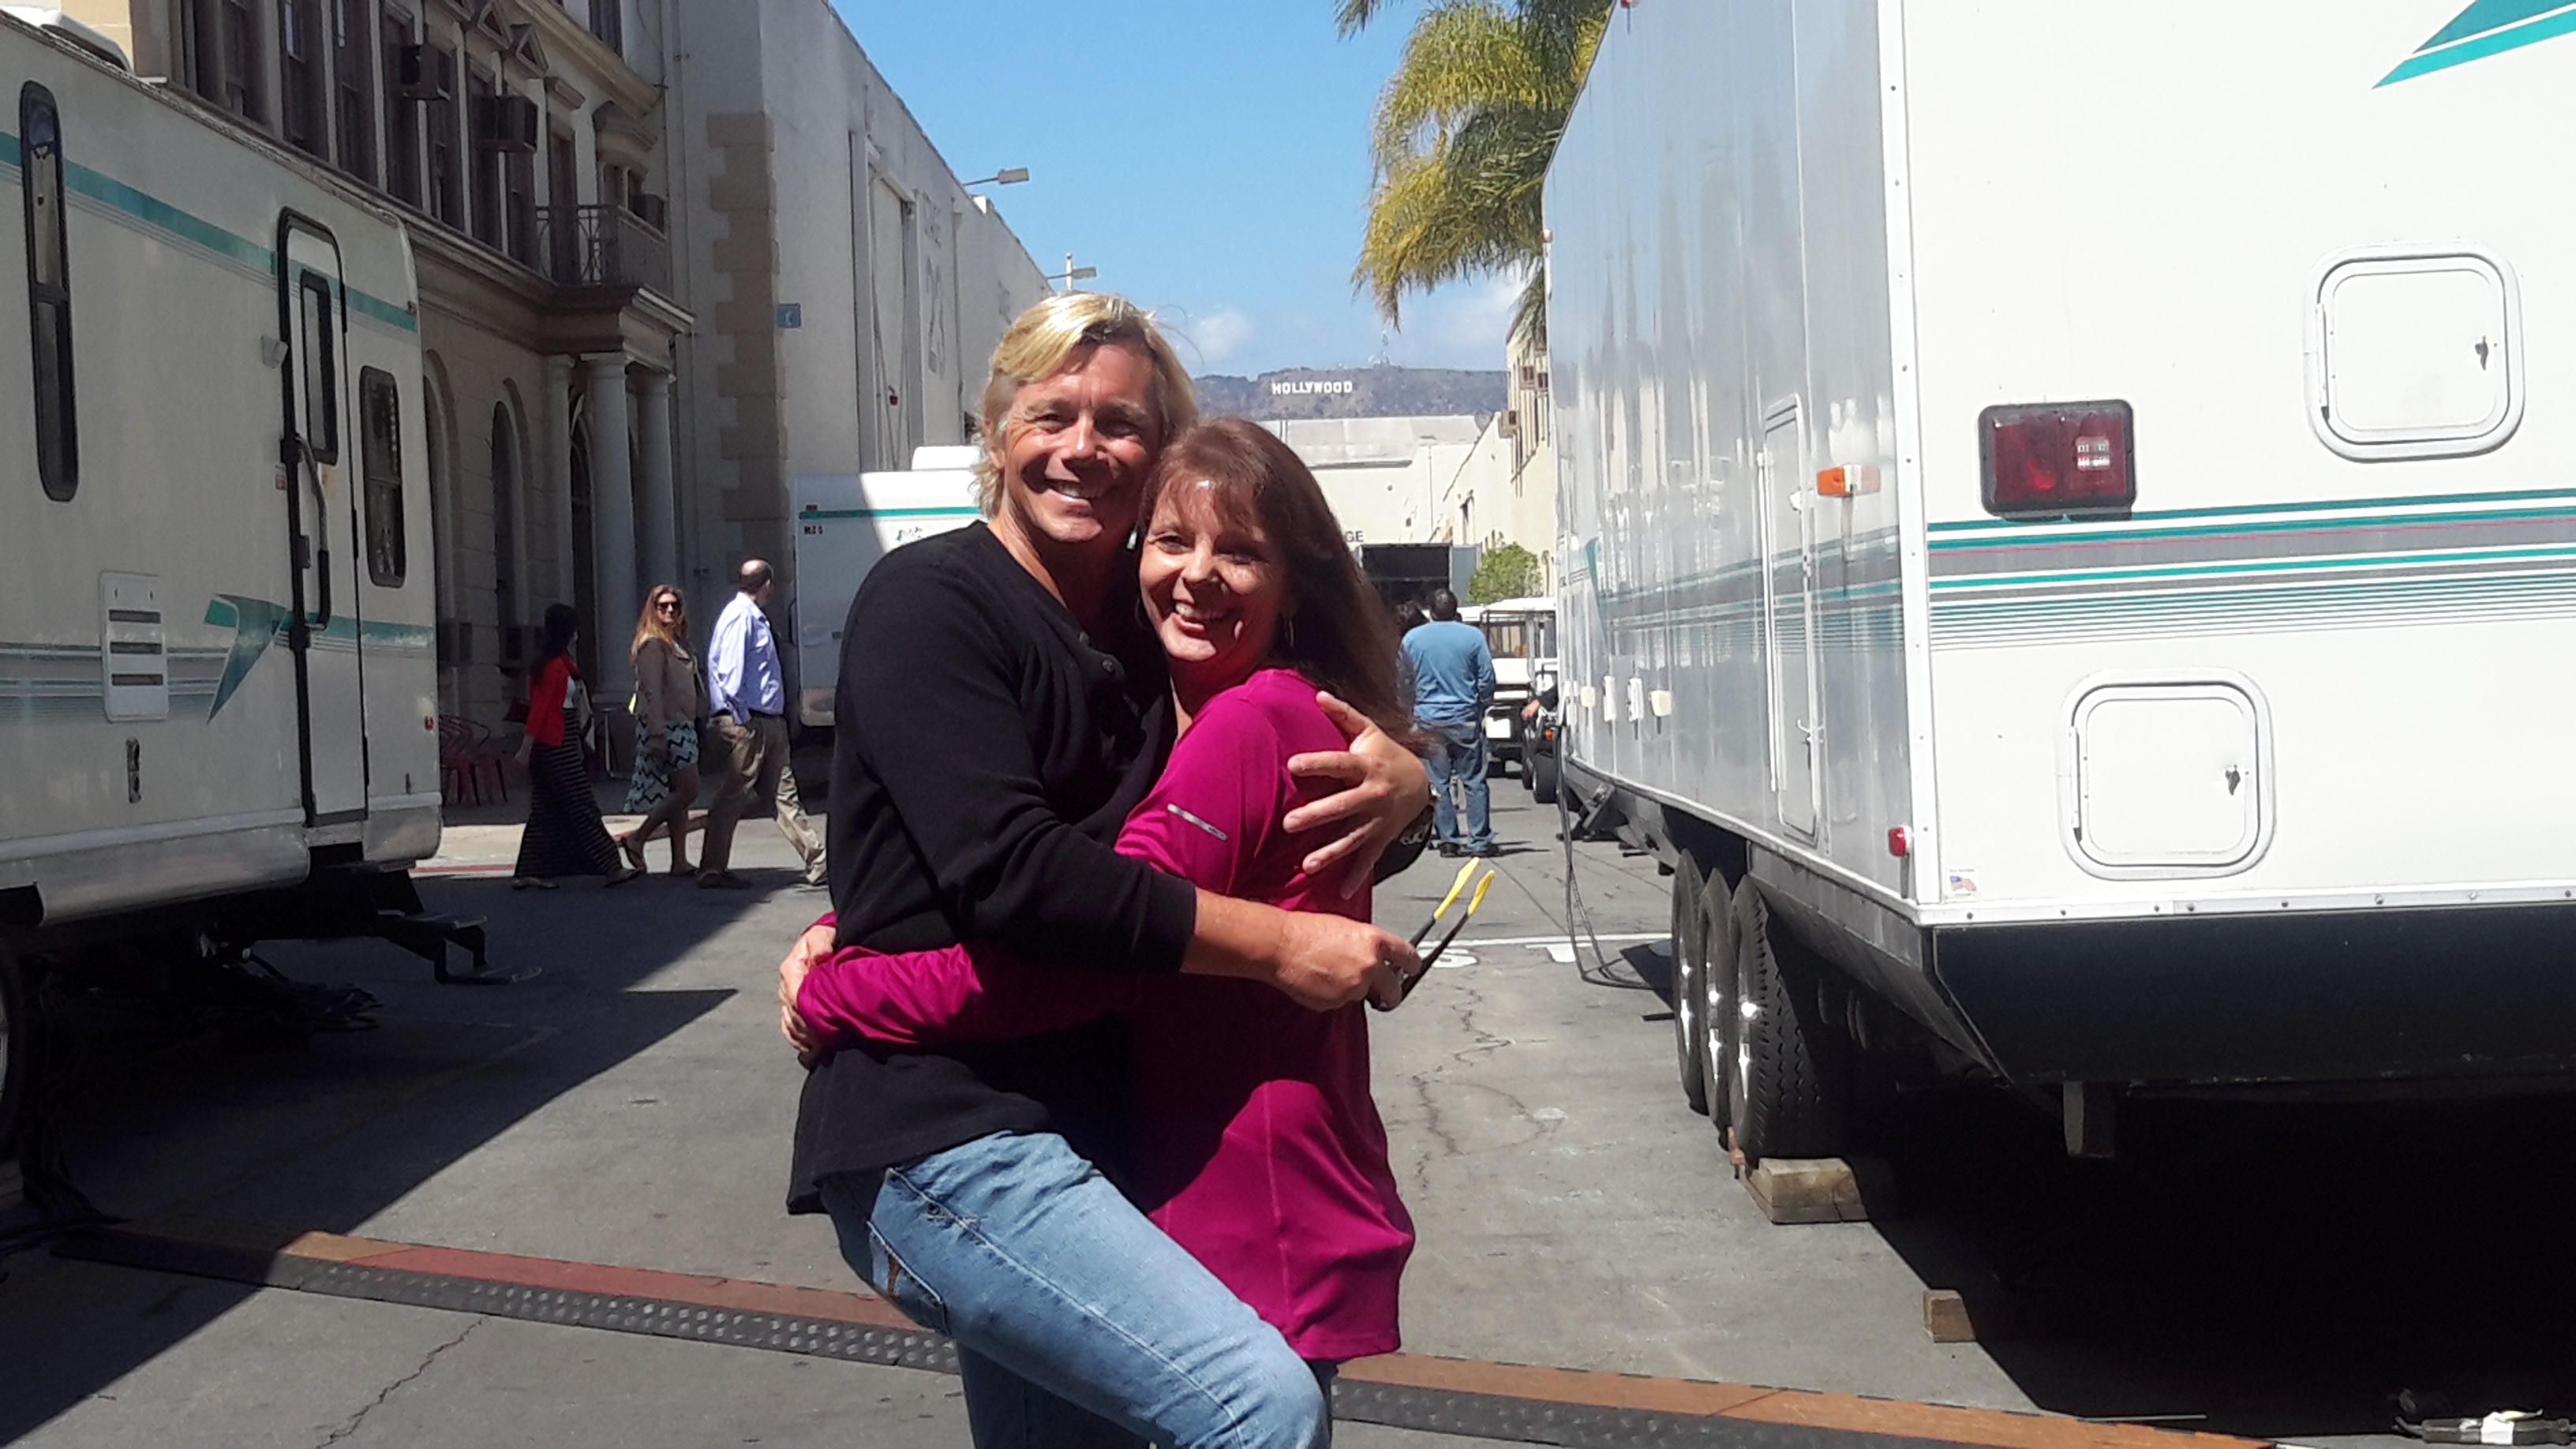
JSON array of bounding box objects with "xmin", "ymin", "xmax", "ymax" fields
[{"xmin": 514, "ymin": 723, "xmax": 621, "ymax": 879}]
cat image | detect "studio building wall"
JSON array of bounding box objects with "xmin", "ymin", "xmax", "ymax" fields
[{"xmin": 664, "ymin": 0, "xmax": 1048, "ymax": 630}]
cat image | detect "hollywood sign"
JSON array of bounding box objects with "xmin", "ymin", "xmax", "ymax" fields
[{"xmin": 1271, "ymin": 380, "xmax": 1356, "ymax": 395}]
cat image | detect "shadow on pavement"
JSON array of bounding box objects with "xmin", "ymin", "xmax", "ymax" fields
[
  {"xmin": 0, "ymin": 852, "xmax": 794, "ymax": 1440},
  {"xmin": 1861, "ymin": 1085, "xmax": 2576, "ymax": 1442}
]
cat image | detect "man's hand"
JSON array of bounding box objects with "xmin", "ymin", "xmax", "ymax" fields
[
  {"xmin": 777, "ymin": 920, "xmax": 837, "ymax": 1061},
  {"xmin": 1265, "ymin": 912, "xmax": 1416, "ymax": 1012},
  {"xmin": 1283, "ymin": 691, "xmax": 1432, "ymax": 896}
]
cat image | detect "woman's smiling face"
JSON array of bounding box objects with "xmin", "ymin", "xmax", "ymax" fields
[{"xmin": 1138, "ymin": 481, "xmax": 1288, "ymax": 696}]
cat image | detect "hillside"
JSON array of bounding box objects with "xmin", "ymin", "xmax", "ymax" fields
[{"xmin": 1194, "ymin": 365, "xmax": 1506, "ymax": 422}]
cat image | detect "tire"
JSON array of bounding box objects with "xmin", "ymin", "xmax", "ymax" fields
[
  {"xmin": 0, "ymin": 946, "xmax": 27, "ymax": 1162},
  {"xmin": 1697, "ymin": 870, "xmax": 1739, "ymax": 1152},
  {"xmin": 1670, "ymin": 858, "xmax": 1709, "ymax": 1115},
  {"xmin": 1530, "ymin": 747, "xmax": 1559, "ymax": 804},
  {"xmin": 1724, "ymin": 877, "xmax": 1848, "ymax": 1163}
]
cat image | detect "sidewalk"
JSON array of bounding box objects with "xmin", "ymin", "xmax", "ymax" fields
[{"xmin": 428, "ymin": 773, "xmax": 814, "ymax": 880}]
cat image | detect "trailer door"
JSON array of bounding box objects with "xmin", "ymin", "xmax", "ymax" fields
[
  {"xmin": 277, "ymin": 215, "xmax": 368, "ymax": 826},
  {"xmin": 1759, "ymin": 403, "xmax": 1821, "ymax": 837}
]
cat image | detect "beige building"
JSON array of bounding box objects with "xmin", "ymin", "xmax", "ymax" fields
[
  {"xmin": 661, "ymin": 0, "xmax": 1049, "ymax": 657},
  {"xmin": 1260, "ymin": 415, "xmax": 1485, "ymax": 547},
  {"xmin": 1428, "ymin": 330, "xmax": 1558, "ymax": 593}
]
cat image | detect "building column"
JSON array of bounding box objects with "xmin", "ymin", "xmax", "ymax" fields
[
  {"xmin": 582, "ymin": 352, "xmax": 638, "ymax": 696},
  {"xmin": 545, "ymin": 355, "xmax": 576, "ymax": 602},
  {"xmin": 635, "ymin": 369, "xmax": 677, "ymax": 590}
]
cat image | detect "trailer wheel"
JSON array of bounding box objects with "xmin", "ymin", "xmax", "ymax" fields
[
  {"xmin": 1697, "ymin": 870, "xmax": 1739, "ymax": 1151},
  {"xmin": 1, "ymin": 945, "xmax": 27, "ymax": 1161},
  {"xmin": 1724, "ymin": 878, "xmax": 1847, "ymax": 1163},
  {"xmin": 1669, "ymin": 858, "xmax": 1710, "ymax": 1115}
]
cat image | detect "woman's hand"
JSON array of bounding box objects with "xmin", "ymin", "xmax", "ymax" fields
[
  {"xmin": 513, "ymin": 737, "xmax": 532, "ymax": 767},
  {"xmin": 777, "ymin": 920, "xmax": 837, "ymax": 1061},
  {"xmin": 1282, "ymin": 691, "xmax": 1432, "ymax": 895}
]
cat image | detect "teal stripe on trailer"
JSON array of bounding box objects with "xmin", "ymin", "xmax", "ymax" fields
[
  {"xmin": 2, "ymin": 128, "xmax": 419, "ymax": 334},
  {"xmin": 1929, "ymin": 542, "xmax": 2576, "ymax": 593},
  {"xmin": 1926, "ymin": 486, "xmax": 2576, "ymax": 537},
  {"xmin": 798, "ymin": 507, "xmax": 981, "ymax": 520}
]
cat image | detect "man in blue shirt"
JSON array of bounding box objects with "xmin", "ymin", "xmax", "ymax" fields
[
  {"xmin": 700, "ymin": 559, "xmax": 826, "ymax": 889},
  {"xmin": 1401, "ymin": 588, "xmax": 1497, "ymax": 857}
]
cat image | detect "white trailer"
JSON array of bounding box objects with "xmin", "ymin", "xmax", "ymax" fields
[
  {"xmin": 790, "ymin": 447, "xmax": 984, "ymax": 728},
  {"xmin": 1546, "ymin": 0, "xmax": 2576, "ymax": 1163},
  {"xmin": 0, "ymin": 15, "xmax": 481, "ymax": 1164}
]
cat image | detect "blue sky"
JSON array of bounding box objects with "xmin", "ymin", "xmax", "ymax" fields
[{"xmin": 826, "ymin": 1, "xmax": 1522, "ymax": 378}]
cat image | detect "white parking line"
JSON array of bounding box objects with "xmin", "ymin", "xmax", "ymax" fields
[{"xmin": 1445, "ymin": 932, "xmax": 1664, "ymax": 949}]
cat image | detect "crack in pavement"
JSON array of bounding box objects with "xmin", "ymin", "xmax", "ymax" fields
[{"xmin": 313, "ymin": 1318, "xmax": 481, "ymax": 1447}]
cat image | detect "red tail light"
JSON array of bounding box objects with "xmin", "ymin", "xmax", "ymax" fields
[{"xmin": 1979, "ymin": 401, "xmax": 2134, "ymax": 518}]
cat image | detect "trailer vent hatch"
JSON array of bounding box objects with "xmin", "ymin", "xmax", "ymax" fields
[{"xmin": 2064, "ymin": 680, "xmax": 2270, "ymax": 875}]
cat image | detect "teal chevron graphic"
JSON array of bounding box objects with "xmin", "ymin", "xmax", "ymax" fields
[
  {"xmin": 2380, "ymin": 0, "xmax": 2576, "ymax": 84},
  {"xmin": 204, "ymin": 594, "xmax": 293, "ymax": 719}
]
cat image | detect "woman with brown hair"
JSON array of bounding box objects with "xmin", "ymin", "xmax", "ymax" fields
[
  {"xmin": 787, "ymin": 417, "xmax": 1426, "ymax": 1431},
  {"xmin": 620, "ymin": 583, "xmax": 707, "ymax": 875}
]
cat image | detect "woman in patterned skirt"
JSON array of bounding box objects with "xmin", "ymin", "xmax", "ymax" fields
[
  {"xmin": 511, "ymin": 603, "xmax": 642, "ymax": 889},
  {"xmin": 620, "ymin": 583, "xmax": 707, "ymax": 875}
]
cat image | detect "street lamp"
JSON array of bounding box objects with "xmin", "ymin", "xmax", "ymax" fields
[
  {"xmin": 1045, "ymin": 253, "xmax": 1098, "ymax": 293},
  {"xmin": 961, "ymin": 167, "xmax": 1030, "ymax": 188}
]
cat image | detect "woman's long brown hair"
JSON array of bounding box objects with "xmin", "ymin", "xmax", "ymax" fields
[
  {"xmin": 629, "ymin": 583, "xmax": 689, "ymax": 668},
  {"xmin": 1140, "ymin": 418, "xmax": 1420, "ymax": 749}
]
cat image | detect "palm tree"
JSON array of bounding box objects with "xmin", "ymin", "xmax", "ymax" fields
[{"xmin": 1342, "ymin": 0, "xmax": 1610, "ymax": 344}]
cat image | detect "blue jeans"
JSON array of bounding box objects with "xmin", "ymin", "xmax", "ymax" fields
[
  {"xmin": 820, "ymin": 1131, "xmax": 1330, "ymax": 1449},
  {"xmin": 1424, "ymin": 719, "xmax": 1492, "ymax": 850}
]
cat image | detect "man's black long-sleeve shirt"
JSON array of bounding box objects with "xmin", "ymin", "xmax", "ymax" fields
[{"xmin": 788, "ymin": 523, "xmax": 1194, "ymax": 1210}]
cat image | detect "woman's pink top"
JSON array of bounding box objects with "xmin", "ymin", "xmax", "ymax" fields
[{"xmin": 796, "ymin": 667, "xmax": 1413, "ymax": 1361}]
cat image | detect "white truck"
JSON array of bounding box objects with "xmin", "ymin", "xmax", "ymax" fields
[
  {"xmin": 1460, "ymin": 597, "xmax": 1556, "ymax": 776},
  {"xmin": 1546, "ymin": 0, "xmax": 2576, "ymax": 1164},
  {"xmin": 790, "ymin": 447, "xmax": 985, "ymax": 727}
]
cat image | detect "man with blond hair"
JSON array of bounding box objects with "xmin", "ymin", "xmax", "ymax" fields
[{"xmin": 777, "ymin": 290, "xmax": 1428, "ymax": 1447}]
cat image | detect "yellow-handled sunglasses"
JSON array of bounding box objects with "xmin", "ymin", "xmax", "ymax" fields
[{"xmin": 1377, "ymin": 861, "xmax": 1496, "ymax": 1008}]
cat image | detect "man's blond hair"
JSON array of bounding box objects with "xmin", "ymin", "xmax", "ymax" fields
[{"xmin": 974, "ymin": 291, "xmax": 1198, "ymax": 515}]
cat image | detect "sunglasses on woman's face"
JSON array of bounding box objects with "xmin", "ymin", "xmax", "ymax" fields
[{"xmin": 656, "ymin": 600, "xmax": 681, "ymax": 612}]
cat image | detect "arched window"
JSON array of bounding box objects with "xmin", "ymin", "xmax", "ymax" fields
[{"xmin": 21, "ymin": 82, "xmax": 76, "ymax": 501}]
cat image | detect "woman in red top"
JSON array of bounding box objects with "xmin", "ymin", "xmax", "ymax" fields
[
  {"xmin": 511, "ymin": 603, "xmax": 642, "ymax": 889},
  {"xmin": 787, "ymin": 420, "xmax": 1421, "ymax": 1368}
]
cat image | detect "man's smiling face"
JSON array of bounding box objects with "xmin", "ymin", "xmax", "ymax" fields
[{"xmin": 990, "ymin": 342, "xmax": 1159, "ymax": 558}]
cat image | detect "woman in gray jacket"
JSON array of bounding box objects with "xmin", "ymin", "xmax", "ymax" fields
[{"xmin": 620, "ymin": 583, "xmax": 709, "ymax": 874}]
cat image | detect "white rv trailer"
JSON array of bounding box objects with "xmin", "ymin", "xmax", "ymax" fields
[
  {"xmin": 790, "ymin": 446, "xmax": 985, "ymax": 728},
  {"xmin": 1547, "ymin": 0, "xmax": 2576, "ymax": 1162},
  {"xmin": 0, "ymin": 15, "xmax": 478, "ymax": 1156}
]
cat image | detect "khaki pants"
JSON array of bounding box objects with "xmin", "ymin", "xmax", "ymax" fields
[{"xmin": 702, "ymin": 712, "xmax": 823, "ymax": 881}]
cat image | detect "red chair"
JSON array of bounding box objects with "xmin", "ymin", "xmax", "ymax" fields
[{"xmin": 439, "ymin": 714, "xmax": 508, "ymax": 807}]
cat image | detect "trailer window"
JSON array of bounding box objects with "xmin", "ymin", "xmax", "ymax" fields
[
  {"xmin": 21, "ymin": 83, "xmax": 77, "ymax": 502},
  {"xmin": 360, "ymin": 368, "xmax": 406, "ymax": 586},
  {"xmin": 295, "ymin": 269, "xmax": 339, "ymax": 464}
]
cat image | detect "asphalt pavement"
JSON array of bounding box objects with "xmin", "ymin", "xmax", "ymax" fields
[{"xmin": 4, "ymin": 771, "xmax": 2572, "ymax": 1446}]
